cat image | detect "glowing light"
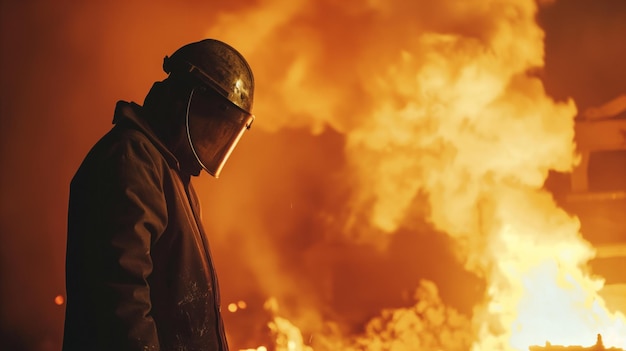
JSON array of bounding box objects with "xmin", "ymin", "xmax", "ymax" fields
[
  {"xmin": 54, "ymin": 295, "xmax": 64, "ymax": 306},
  {"xmin": 228, "ymin": 300, "xmax": 248, "ymax": 313}
]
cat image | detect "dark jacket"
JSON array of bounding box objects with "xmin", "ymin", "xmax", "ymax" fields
[{"xmin": 63, "ymin": 101, "xmax": 228, "ymax": 351}]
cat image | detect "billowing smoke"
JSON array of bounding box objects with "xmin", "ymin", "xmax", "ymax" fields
[{"xmin": 196, "ymin": 0, "xmax": 626, "ymax": 349}]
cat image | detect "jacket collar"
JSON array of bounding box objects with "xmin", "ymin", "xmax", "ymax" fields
[{"xmin": 112, "ymin": 101, "xmax": 181, "ymax": 171}]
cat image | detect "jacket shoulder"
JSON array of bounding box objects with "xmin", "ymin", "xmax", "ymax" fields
[{"xmin": 73, "ymin": 124, "xmax": 170, "ymax": 187}]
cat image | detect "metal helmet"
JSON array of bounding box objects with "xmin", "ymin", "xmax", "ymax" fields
[
  {"xmin": 163, "ymin": 38, "xmax": 254, "ymax": 114},
  {"xmin": 162, "ymin": 39, "xmax": 256, "ymax": 178}
]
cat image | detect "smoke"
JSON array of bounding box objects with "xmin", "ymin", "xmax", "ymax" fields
[
  {"xmin": 201, "ymin": 0, "xmax": 578, "ymax": 233},
  {"xmin": 202, "ymin": 0, "xmax": 575, "ymax": 252},
  {"xmin": 196, "ymin": 0, "xmax": 622, "ymax": 348}
]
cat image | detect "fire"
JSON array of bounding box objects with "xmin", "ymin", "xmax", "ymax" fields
[
  {"xmin": 204, "ymin": 0, "xmax": 626, "ymax": 350},
  {"xmin": 334, "ymin": 280, "xmax": 474, "ymax": 350}
]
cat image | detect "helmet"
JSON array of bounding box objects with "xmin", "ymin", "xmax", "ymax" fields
[
  {"xmin": 163, "ymin": 38, "xmax": 254, "ymax": 115},
  {"xmin": 162, "ymin": 39, "xmax": 256, "ymax": 178}
]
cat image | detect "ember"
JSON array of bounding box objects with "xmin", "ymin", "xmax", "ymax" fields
[{"xmin": 529, "ymin": 334, "xmax": 626, "ymax": 351}]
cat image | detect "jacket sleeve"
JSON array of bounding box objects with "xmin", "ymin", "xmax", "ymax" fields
[{"xmin": 87, "ymin": 133, "xmax": 168, "ymax": 350}]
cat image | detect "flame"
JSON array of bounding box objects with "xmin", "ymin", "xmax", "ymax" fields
[
  {"xmin": 268, "ymin": 316, "xmax": 313, "ymax": 351},
  {"xmin": 338, "ymin": 280, "xmax": 473, "ymax": 350},
  {"xmin": 203, "ymin": 0, "xmax": 626, "ymax": 349},
  {"xmin": 240, "ymin": 298, "xmax": 314, "ymax": 351}
]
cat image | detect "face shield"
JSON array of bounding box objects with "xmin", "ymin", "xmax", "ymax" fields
[{"xmin": 185, "ymin": 87, "xmax": 255, "ymax": 178}]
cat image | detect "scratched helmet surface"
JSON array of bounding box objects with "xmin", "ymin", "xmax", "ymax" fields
[{"xmin": 163, "ymin": 38, "xmax": 254, "ymax": 114}]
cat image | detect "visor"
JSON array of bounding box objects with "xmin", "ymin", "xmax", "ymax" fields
[{"xmin": 185, "ymin": 87, "xmax": 254, "ymax": 178}]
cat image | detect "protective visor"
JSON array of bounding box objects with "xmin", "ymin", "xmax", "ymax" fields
[{"xmin": 185, "ymin": 87, "xmax": 254, "ymax": 178}]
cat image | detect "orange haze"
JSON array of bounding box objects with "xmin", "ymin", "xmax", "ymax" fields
[{"xmin": 1, "ymin": 0, "xmax": 625, "ymax": 350}]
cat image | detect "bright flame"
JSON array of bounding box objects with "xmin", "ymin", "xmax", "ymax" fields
[
  {"xmin": 243, "ymin": 298, "xmax": 314, "ymax": 351},
  {"xmin": 511, "ymin": 261, "xmax": 626, "ymax": 348},
  {"xmin": 204, "ymin": 0, "xmax": 626, "ymax": 349},
  {"xmin": 269, "ymin": 316, "xmax": 313, "ymax": 351},
  {"xmin": 240, "ymin": 347, "xmax": 268, "ymax": 351}
]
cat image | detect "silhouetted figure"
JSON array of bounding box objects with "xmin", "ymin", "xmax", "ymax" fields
[{"xmin": 63, "ymin": 39, "xmax": 256, "ymax": 351}]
